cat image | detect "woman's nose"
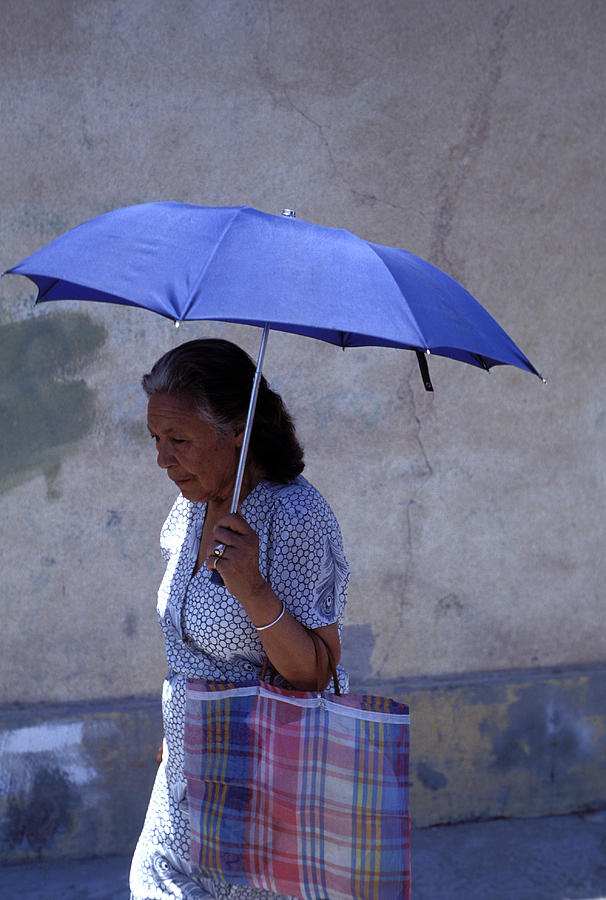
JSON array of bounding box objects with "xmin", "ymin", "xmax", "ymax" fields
[{"xmin": 156, "ymin": 441, "xmax": 175, "ymax": 469}]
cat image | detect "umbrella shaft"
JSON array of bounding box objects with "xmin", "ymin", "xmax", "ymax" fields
[{"xmin": 230, "ymin": 323, "xmax": 270, "ymax": 513}]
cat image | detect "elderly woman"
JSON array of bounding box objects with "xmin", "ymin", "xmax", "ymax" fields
[{"xmin": 130, "ymin": 339, "xmax": 349, "ymax": 900}]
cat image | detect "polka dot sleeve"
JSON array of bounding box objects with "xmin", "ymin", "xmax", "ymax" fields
[{"xmin": 265, "ymin": 483, "xmax": 349, "ymax": 632}]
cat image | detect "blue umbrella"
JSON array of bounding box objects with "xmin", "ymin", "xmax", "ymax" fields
[{"xmin": 5, "ymin": 200, "xmax": 542, "ymax": 522}]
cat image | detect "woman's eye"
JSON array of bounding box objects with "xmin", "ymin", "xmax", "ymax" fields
[{"xmin": 148, "ymin": 434, "xmax": 186, "ymax": 446}]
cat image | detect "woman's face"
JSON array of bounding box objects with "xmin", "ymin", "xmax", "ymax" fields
[{"xmin": 147, "ymin": 392, "xmax": 243, "ymax": 505}]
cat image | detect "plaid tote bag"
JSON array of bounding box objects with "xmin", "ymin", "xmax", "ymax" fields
[{"xmin": 183, "ymin": 658, "xmax": 410, "ymax": 900}]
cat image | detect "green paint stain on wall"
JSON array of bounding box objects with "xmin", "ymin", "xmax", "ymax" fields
[{"xmin": 0, "ymin": 312, "xmax": 107, "ymax": 493}]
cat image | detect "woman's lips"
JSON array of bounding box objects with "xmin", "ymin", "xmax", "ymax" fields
[{"xmin": 172, "ymin": 475, "xmax": 193, "ymax": 487}]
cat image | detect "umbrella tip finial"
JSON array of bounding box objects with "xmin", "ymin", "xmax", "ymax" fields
[
  {"xmin": 281, "ymin": 209, "xmax": 296, "ymax": 218},
  {"xmin": 174, "ymin": 320, "xmax": 180, "ymax": 329}
]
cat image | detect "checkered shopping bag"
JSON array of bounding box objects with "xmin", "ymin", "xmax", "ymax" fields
[{"xmin": 184, "ymin": 678, "xmax": 410, "ymax": 900}]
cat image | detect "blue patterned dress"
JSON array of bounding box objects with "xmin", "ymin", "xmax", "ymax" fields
[{"xmin": 130, "ymin": 477, "xmax": 349, "ymax": 900}]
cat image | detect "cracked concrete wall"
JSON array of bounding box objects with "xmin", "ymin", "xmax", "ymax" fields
[{"xmin": 0, "ymin": 1, "xmax": 604, "ymax": 709}]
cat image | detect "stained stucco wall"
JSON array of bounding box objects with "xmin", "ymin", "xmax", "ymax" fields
[{"xmin": 0, "ymin": 0, "xmax": 605, "ymax": 854}]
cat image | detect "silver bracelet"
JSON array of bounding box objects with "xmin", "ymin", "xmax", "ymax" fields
[{"xmin": 255, "ymin": 600, "xmax": 286, "ymax": 632}]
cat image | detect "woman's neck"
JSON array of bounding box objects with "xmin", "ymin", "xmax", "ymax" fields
[{"xmin": 208, "ymin": 463, "xmax": 266, "ymax": 518}]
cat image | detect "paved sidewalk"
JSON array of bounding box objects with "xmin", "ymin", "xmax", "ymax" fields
[
  {"xmin": 413, "ymin": 810, "xmax": 606, "ymax": 899},
  {"xmin": 1, "ymin": 811, "xmax": 605, "ymax": 899}
]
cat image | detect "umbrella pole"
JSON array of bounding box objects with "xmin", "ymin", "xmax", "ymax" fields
[
  {"xmin": 229, "ymin": 322, "xmax": 271, "ymax": 513},
  {"xmin": 210, "ymin": 323, "xmax": 270, "ymax": 586}
]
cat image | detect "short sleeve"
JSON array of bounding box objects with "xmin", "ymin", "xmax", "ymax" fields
[{"xmin": 266, "ymin": 484, "xmax": 349, "ymax": 631}]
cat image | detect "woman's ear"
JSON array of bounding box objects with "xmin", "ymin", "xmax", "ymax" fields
[{"xmin": 233, "ymin": 425, "xmax": 245, "ymax": 448}]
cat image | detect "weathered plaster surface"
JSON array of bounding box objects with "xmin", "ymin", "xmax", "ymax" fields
[
  {"xmin": 390, "ymin": 663, "xmax": 606, "ymax": 827},
  {"xmin": 2, "ymin": 663, "xmax": 603, "ymax": 860},
  {"xmin": 0, "ymin": 699, "xmax": 161, "ymax": 861},
  {"xmin": 0, "ymin": 0, "xmax": 604, "ymax": 828}
]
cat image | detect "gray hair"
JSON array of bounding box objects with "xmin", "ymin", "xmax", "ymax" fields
[
  {"xmin": 142, "ymin": 339, "xmax": 305, "ymax": 482},
  {"xmin": 142, "ymin": 348, "xmax": 232, "ymax": 435}
]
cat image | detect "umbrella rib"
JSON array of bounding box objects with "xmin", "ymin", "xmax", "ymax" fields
[
  {"xmin": 472, "ymin": 353, "xmax": 491, "ymax": 372},
  {"xmin": 182, "ymin": 206, "xmax": 248, "ymax": 321},
  {"xmin": 364, "ymin": 241, "xmax": 430, "ymax": 351},
  {"xmin": 36, "ymin": 278, "xmax": 60, "ymax": 302}
]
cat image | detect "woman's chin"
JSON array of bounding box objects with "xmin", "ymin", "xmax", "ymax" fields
[{"xmin": 173, "ymin": 479, "xmax": 200, "ymax": 501}]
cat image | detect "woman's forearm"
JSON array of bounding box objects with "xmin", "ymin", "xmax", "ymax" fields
[
  {"xmin": 206, "ymin": 511, "xmax": 341, "ymax": 690},
  {"xmin": 238, "ymin": 580, "xmax": 339, "ymax": 690}
]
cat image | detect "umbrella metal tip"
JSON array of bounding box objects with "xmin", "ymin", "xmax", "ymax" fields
[{"xmin": 281, "ymin": 208, "xmax": 296, "ymax": 218}]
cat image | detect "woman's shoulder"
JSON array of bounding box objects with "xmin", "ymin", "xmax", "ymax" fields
[
  {"xmin": 251, "ymin": 477, "xmax": 342, "ymax": 539},
  {"xmin": 159, "ymin": 494, "xmax": 204, "ymax": 556},
  {"xmin": 255, "ymin": 476, "xmax": 333, "ymax": 516}
]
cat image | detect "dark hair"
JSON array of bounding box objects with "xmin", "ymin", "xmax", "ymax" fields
[{"xmin": 142, "ymin": 339, "xmax": 304, "ymax": 483}]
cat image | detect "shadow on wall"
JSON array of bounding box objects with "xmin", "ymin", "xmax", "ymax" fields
[
  {"xmin": 341, "ymin": 624, "xmax": 376, "ymax": 682},
  {"xmin": 0, "ymin": 311, "xmax": 106, "ymax": 496}
]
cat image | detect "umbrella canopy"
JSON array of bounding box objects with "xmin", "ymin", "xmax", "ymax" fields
[
  {"xmin": 5, "ymin": 201, "xmax": 543, "ymax": 581},
  {"xmin": 5, "ymin": 201, "xmax": 541, "ymax": 383}
]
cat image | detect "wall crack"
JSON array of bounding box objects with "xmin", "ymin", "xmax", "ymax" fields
[
  {"xmin": 430, "ymin": 5, "xmax": 514, "ymax": 280},
  {"xmin": 376, "ymin": 359, "xmax": 434, "ymax": 676}
]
